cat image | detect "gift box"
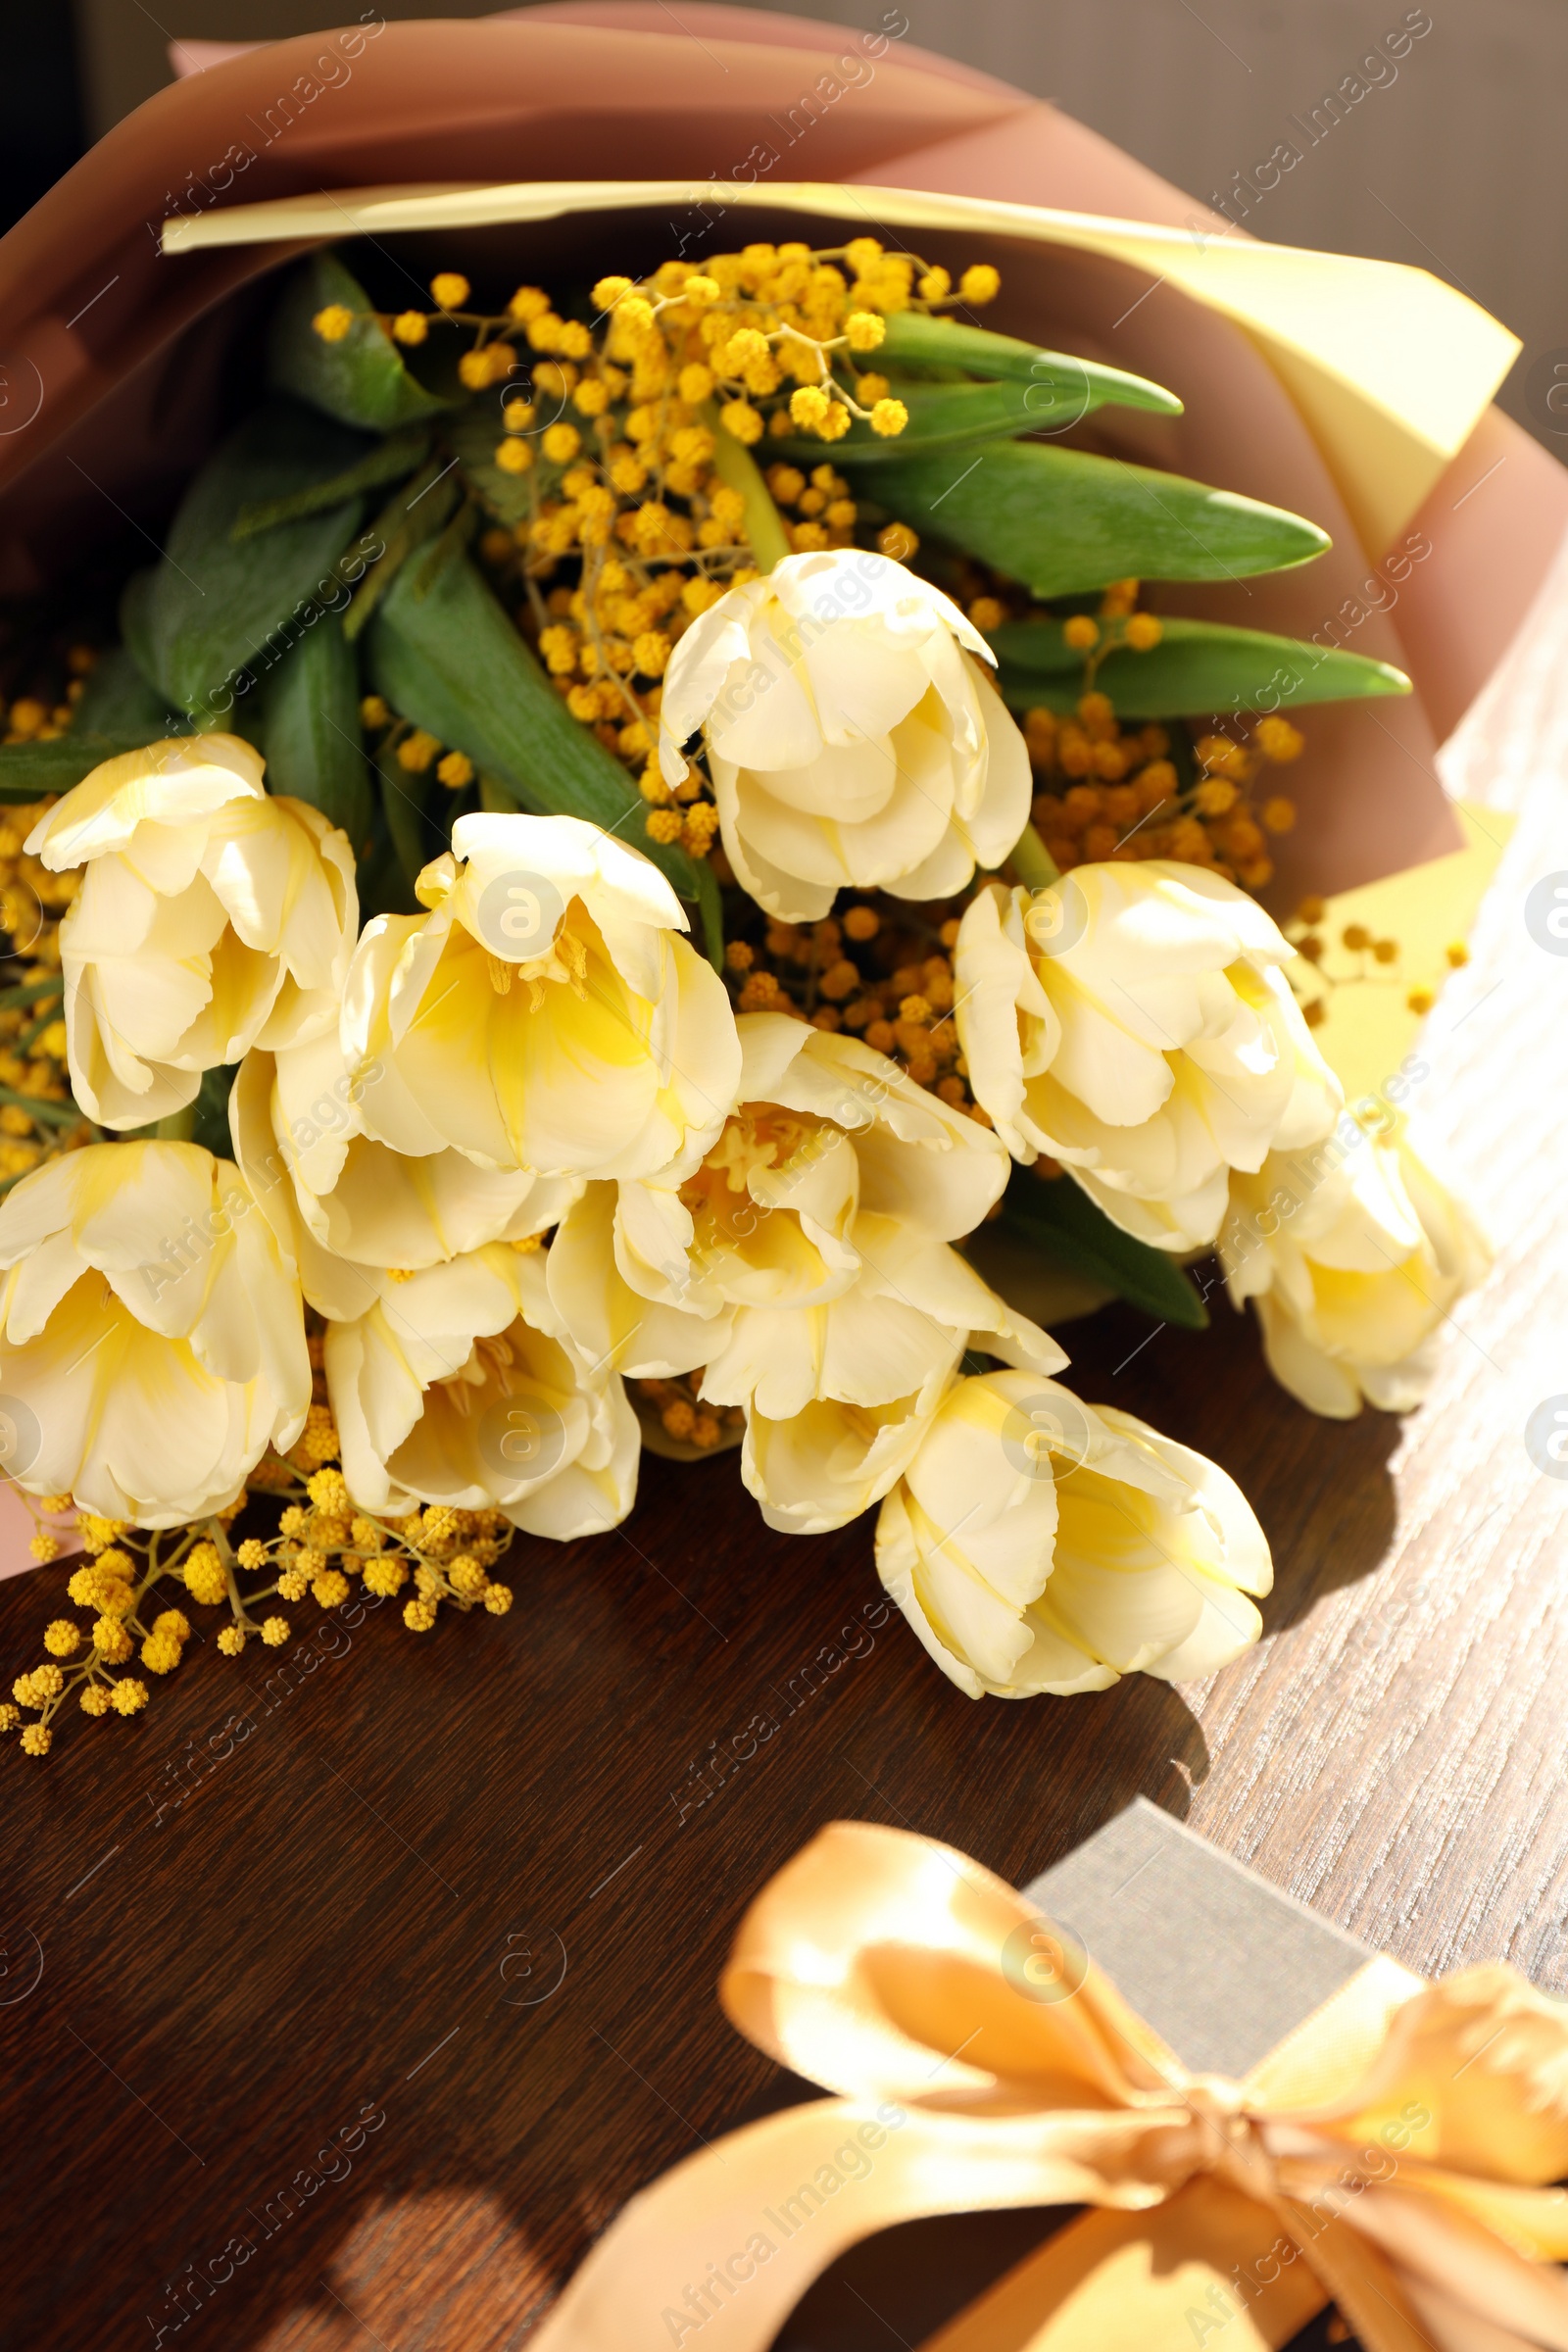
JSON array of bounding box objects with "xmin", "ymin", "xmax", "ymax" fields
[
  {"xmin": 1019, "ymin": 1796, "xmax": 1374, "ymax": 2077},
  {"xmin": 774, "ymin": 1798, "xmax": 1376, "ymax": 2350},
  {"xmin": 530, "ymin": 1809, "xmax": 1568, "ymax": 2352}
]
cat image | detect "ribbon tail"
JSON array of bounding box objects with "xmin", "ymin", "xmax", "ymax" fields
[
  {"xmin": 1276, "ymin": 2194, "xmax": 1435, "ymax": 2352},
  {"xmin": 528, "ymin": 2097, "xmax": 1170, "ymax": 2352},
  {"xmin": 917, "ymin": 2179, "xmax": 1328, "ymax": 2352},
  {"xmin": 1399, "ymin": 2273, "xmax": 1566, "ymax": 2352},
  {"xmin": 1346, "ymin": 2184, "xmax": 1568, "ymax": 2352}
]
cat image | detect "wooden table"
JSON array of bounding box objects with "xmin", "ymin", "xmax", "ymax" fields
[{"xmin": 4, "ymin": 576, "xmax": 1567, "ymax": 2352}]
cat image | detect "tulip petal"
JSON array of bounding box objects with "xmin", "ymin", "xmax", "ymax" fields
[
  {"xmin": 548, "ymin": 1184, "xmax": 717, "ymax": 1379},
  {"xmin": 1254, "ymin": 1292, "xmax": 1366, "ymax": 1417},
  {"xmin": 1, "ymin": 1228, "xmax": 85, "ymax": 1343},
  {"xmin": 700, "ymin": 1301, "xmax": 827, "ymax": 1418},
  {"xmin": 506, "ymin": 1377, "xmax": 641, "ymax": 1539},
  {"xmin": 960, "ymin": 666, "xmax": 1033, "ymax": 862},
  {"xmin": 658, "ymin": 595, "xmax": 761, "ymax": 783},
  {"xmin": 63, "ymin": 853, "xmax": 163, "ymax": 960},
  {"xmin": 25, "ymin": 733, "xmax": 265, "ymax": 869},
  {"xmin": 0, "ymin": 1141, "xmax": 304, "ymax": 1524},
  {"xmin": 802, "ymin": 623, "xmax": 930, "ymax": 750},
  {"xmin": 710, "ymin": 756, "xmax": 838, "ymax": 924},
  {"xmin": 706, "ymin": 618, "xmax": 827, "ymax": 775},
  {"xmin": 852, "ymin": 1116, "xmax": 1007, "ymax": 1243},
  {"xmin": 744, "ymin": 1368, "xmax": 952, "ymax": 1536},
  {"xmin": 875, "ymin": 1485, "xmax": 986, "ymax": 1700},
  {"xmin": 901, "ymin": 1487, "xmax": 1046, "ymax": 1688},
  {"xmin": 817, "ymin": 1282, "xmax": 967, "ymax": 1412}
]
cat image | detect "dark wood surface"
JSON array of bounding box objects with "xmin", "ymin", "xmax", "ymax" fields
[{"xmin": 2, "ymin": 625, "xmax": 1565, "ymax": 2350}]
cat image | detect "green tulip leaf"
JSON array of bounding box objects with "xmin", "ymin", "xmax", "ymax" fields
[
  {"xmin": 71, "ymin": 646, "xmax": 188, "ymax": 738},
  {"xmin": 342, "ymin": 460, "xmax": 462, "ymax": 643},
  {"xmin": 189, "ymin": 1063, "xmax": 240, "ymax": 1159},
  {"xmin": 375, "ymin": 753, "xmax": 445, "ymax": 902},
  {"xmin": 447, "ymin": 403, "xmax": 542, "ymax": 529},
  {"xmin": 878, "ymin": 310, "xmax": 1184, "ymax": 409},
  {"xmin": 769, "ymin": 320, "xmax": 1181, "ymax": 466},
  {"xmin": 1004, "ymin": 1177, "xmax": 1209, "ymax": 1329},
  {"xmin": 991, "ymin": 614, "xmax": 1410, "ymax": 717},
  {"xmin": 231, "ymin": 424, "xmax": 429, "ymax": 540},
  {"xmin": 871, "ymin": 439, "xmax": 1329, "ymax": 597},
  {"xmin": 122, "ymin": 400, "xmax": 375, "ymax": 724},
  {"xmin": 255, "ymin": 612, "xmax": 374, "ymax": 851},
  {"xmin": 365, "ymin": 549, "xmax": 707, "ymax": 908},
  {"xmin": 765, "ymin": 381, "xmax": 1079, "ymax": 466},
  {"xmin": 268, "ymin": 252, "xmax": 454, "ymax": 432},
  {"xmin": 687, "ymin": 856, "xmax": 725, "ymax": 971},
  {"xmin": 0, "ymin": 730, "xmax": 197, "ymax": 799},
  {"xmin": 357, "ymin": 784, "xmax": 422, "ymax": 919}
]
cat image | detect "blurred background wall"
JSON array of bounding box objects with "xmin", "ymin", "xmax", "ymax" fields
[{"xmin": 12, "ymin": 1, "xmax": 1563, "ymax": 450}]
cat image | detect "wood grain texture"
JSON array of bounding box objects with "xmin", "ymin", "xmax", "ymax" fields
[{"xmin": 3, "ymin": 555, "xmax": 1566, "ymax": 2352}]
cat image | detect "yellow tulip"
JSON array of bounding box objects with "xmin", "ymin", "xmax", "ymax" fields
[
  {"xmin": 344, "ymin": 811, "xmax": 740, "ymax": 1183},
  {"xmin": 27, "ymin": 733, "xmax": 357, "ymax": 1130},
  {"xmin": 325, "ymin": 1243, "xmax": 638, "ymax": 1538},
  {"xmin": 548, "ymin": 1016, "xmax": 1067, "ymax": 1528},
  {"xmin": 229, "ymin": 1041, "xmax": 581, "ymax": 1315},
  {"xmin": 0, "ymin": 1142, "xmax": 308, "ymax": 1526},
  {"xmin": 1221, "ymin": 1127, "xmax": 1491, "ymax": 1416},
  {"xmin": 659, "ymin": 551, "xmax": 1030, "ymax": 922},
  {"xmin": 876, "ymin": 1370, "xmax": 1271, "ymax": 1697},
  {"xmin": 956, "ymin": 864, "xmax": 1341, "ymax": 1249}
]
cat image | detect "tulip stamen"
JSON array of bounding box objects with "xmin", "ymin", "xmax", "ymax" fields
[{"xmin": 503, "ymin": 921, "xmax": 590, "ymax": 1011}]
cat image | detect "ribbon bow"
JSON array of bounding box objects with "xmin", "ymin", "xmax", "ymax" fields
[{"xmin": 535, "ymin": 1823, "xmax": 1568, "ymax": 2352}]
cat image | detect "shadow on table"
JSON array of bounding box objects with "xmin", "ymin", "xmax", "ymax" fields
[{"xmin": 0, "ymin": 1286, "xmax": 1402, "ymax": 2352}]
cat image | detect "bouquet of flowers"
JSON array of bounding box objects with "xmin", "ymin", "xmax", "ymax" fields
[{"xmin": 0, "ymin": 229, "xmax": 1492, "ymax": 1750}]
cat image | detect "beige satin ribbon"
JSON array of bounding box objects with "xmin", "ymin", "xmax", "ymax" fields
[{"xmin": 532, "ymin": 1822, "xmax": 1568, "ymax": 2352}]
